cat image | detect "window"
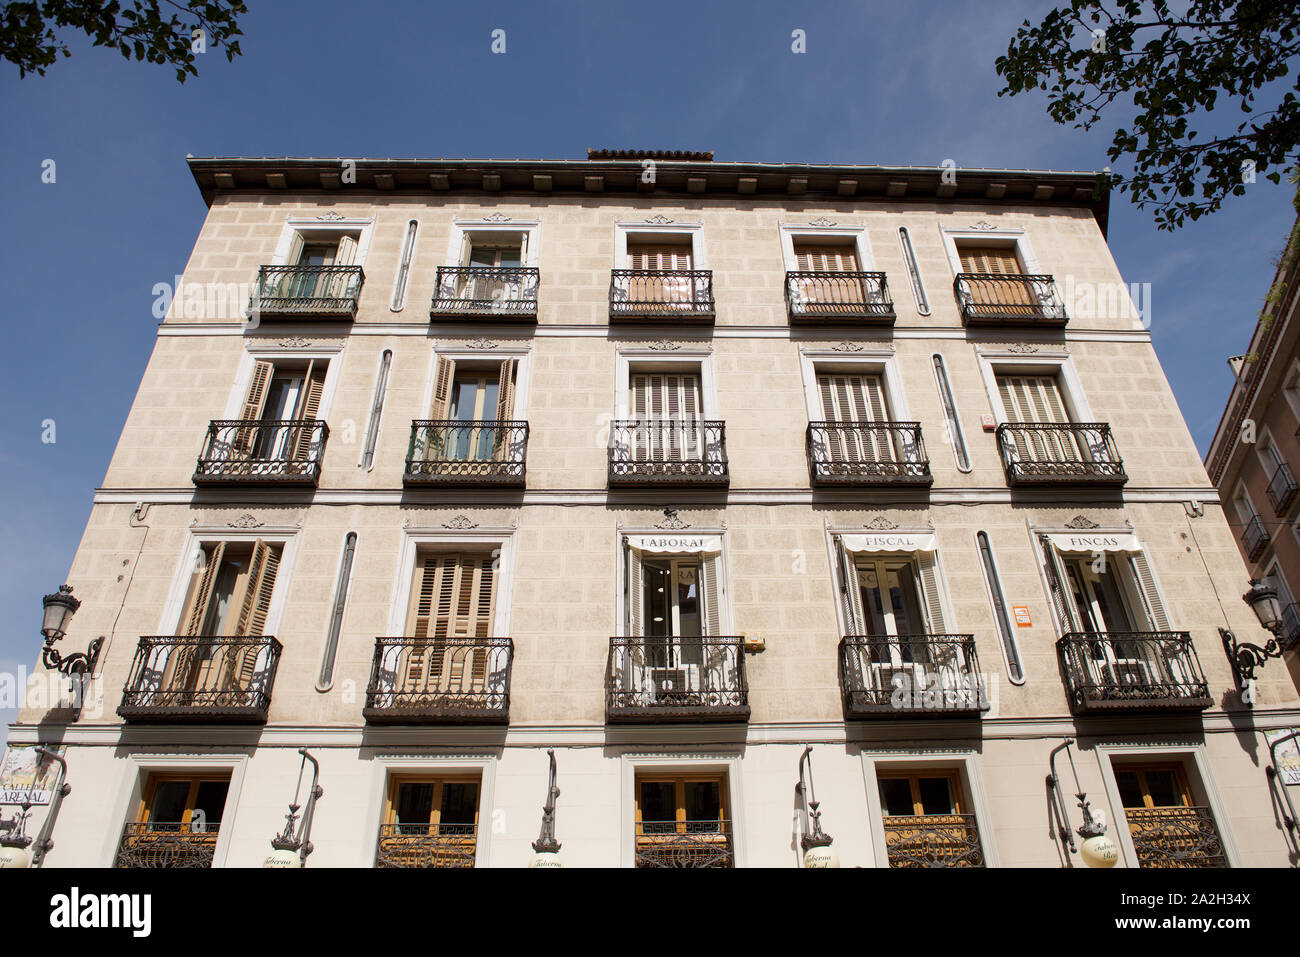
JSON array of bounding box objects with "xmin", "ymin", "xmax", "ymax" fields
[
  {"xmin": 932, "ymin": 354, "xmax": 970, "ymax": 471},
  {"xmin": 1039, "ymin": 538, "xmax": 1170, "ymax": 636},
  {"xmin": 626, "ymin": 544, "xmax": 724, "ymax": 639},
  {"xmin": 281, "ymin": 231, "xmax": 361, "ymax": 299},
  {"xmin": 1112, "ymin": 763, "xmax": 1227, "ymax": 868},
  {"xmin": 956, "ymin": 242, "xmax": 1022, "ymax": 276},
  {"xmin": 237, "ymin": 358, "xmax": 328, "ymax": 461},
  {"xmin": 898, "ymin": 227, "xmax": 930, "ymax": 315},
  {"xmin": 876, "ymin": 770, "xmax": 983, "ymax": 868},
  {"xmin": 420, "ymin": 356, "xmax": 520, "ymax": 468},
  {"xmin": 630, "ymin": 370, "xmax": 703, "ymax": 462},
  {"xmin": 377, "ymin": 774, "xmax": 481, "ymax": 868},
  {"xmin": 116, "ymin": 773, "xmax": 230, "ymax": 868},
  {"xmin": 634, "ymin": 772, "xmax": 733, "ymax": 868},
  {"xmin": 392, "ymin": 551, "xmax": 500, "ymax": 695},
  {"xmin": 181, "ymin": 540, "xmax": 282, "ymax": 638}
]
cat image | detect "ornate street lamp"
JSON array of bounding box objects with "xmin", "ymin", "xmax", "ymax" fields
[
  {"xmin": 1221, "ymin": 578, "xmax": 1288, "ymax": 706},
  {"xmin": 0, "ymin": 746, "xmax": 71, "ymax": 869},
  {"xmin": 796, "ymin": 746, "xmax": 838, "ymax": 868},
  {"xmin": 263, "ymin": 749, "xmax": 323, "ymax": 868},
  {"xmin": 1047, "ymin": 739, "xmax": 1117, "ymax": 868},
  {"xmin": 40, "ymin": 585, "xmax": 103, "ymax": 719},
  {"xmin": 528, "ymin": 749, "xmax": 562, "ymax": 868}
]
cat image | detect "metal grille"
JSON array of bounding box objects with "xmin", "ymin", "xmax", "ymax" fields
[
  {"xmin": 363, "ymin": 637, "xmax": 513, "ymax": 723},
  {"xmin": 609, "ymin": 269, "xmax": 714, "ymax": 320},
  {"xmin": 1266, "ymin": 461, "xmax": 1298, "ymax": 516},
  {"xmin": 1057, "ymin": 632, "xmax": 1210, "ymax": 713},
  {"xmin": 883, "ymin": 814, "xmax": 984, "ymax": 867},
  {"xmin": 404, "ymin": 420, "xmax": 529, "ymax": 486},
  {"xmin": 785, "ymin": 271, "xmax": 895, "ymax": 320},
  {"xmin": 116, "ymin": 823, "xmax": 218, "ymax": 868},
  {"xmin": 995, "ymin": 422, "xmax": 1126, "ymax": 485},
  {"xmin": 952, "ymin": 272, "xmax": 1067, "ymax": 325},
  {"xmin": 252, "ymin": 264, "xmax": 363, "ymax": 317},
  {"xmin": 608, "ymin": 419, "xmax": 728, "ymax": 486},
  {"xmin": 807, "ymin": 422, "xmax": 932, "ymax": 486},
  {"xmin": 194, "ymin": 419, "xmax": 328, "ymax": 486},
  {"xmin": 635, "ymin": 821, "xmax": 734, "ymax": 868},
  {"xmin": 431, "ymin": 266, "xmax": 539, "ymax": 319},
  {"xmin": 1281, "ymin": 602, "xmax": 1300, "ymax": 652},
  {"xmin": 375, "ymin": 824, "xmax": 477, "ymax": 868},
  {"xmin": 838, "ymin": 635, "xmax": 984, "ymax": 716},
  {"xmin": 606, "ymin": 637, "xmax": 749, "ymax": 722},
  {"xmin": 1241, "ymin": 514, "xmax": 1270, "ymax": 561},
  {"xmin": 118, "ymin": 636, "xmax": 282, "ymax": 722},
  {"xmin": 1125, "ymin": 806, "xmax": 1227, "ymax": 868}
]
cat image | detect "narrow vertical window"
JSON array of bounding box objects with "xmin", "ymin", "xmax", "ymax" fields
[
  {"xmin": 932, "ymin": 354, "xmax": 970, "ymax": 471},
  {"xmin": 977, "ymin": 532, "xmax": 1024, "ymax": 683},
  {"xmin": 898, "ymin": 227, "xmax": 930, "ymax": 315},
  {"xmin": 360, "ymin": 350, "xmax": 392, "ymax": 470},
  {"xmin": 391, "ymin": 219, "xmax": 418, "ymax": 310},
  {"xmin": 317, "ymin": 532, "xmax": 357, "ymax": 689}
]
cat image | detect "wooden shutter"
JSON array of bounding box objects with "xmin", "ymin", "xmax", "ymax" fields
[
  {"xmin": 626, "ymin": 543, "xmax": 644, "ymax": 636},
  {"xmin": 631, "ymin": 373, "xmax": 702, "ymax": 462},
  {"xmin": 1129, "ymin": 551, "xmax": 1171, "ymax": 631},
  {"xmin": 996, "ymin": 375, "xmax": 1066, "ymax": 423},
  {"xmin": 817, "ymin": 373, "xmax": 886, "ymax": 422},
  {"xmin": 285, "ymin": 232, "xmax": 305, "ymax": 266},
  {"xmin": 334, "ymin": 234, "xmax": 358, "ymax": 266},
  {"xmin": 1040, "ymin": 537, "xmax": 1081, "ymax": 633},
  {"xmin": 407, "ymin": 554, "xmax": 496, "ymax": 687},
  {"xmin": 240, "ymin": 362, "xmax": 274, "ymax": 420},
  {"xmin": 916, "ymin": 554, "xmax": 948, "ymax": 634},
  {"xmin": 291, "ymin": 361, "xmax": 328, "ymax": 460},
  {"xmin": 701, "ymin": 555, "xmax": 722, "ymax": 636},
  {"xmin": 495, "ymin": 359, "xmax": 517, "ymax": 420},
  {"xmin": 183, "ymin": 542, "xmax": 225, "ymax": 636},
  {"xmin": 835, "ymin": 537, "xmax": 866, "ymax": 634},
  {"xmin": 958, "ymin": 246, "xmax": 1021, "ymax": 275},
  {"xmin": 234, "ymin": 540, "xmax": 280, "ymax": 638},
  {"xmin": 628, "ymin": 242, "xmax": 692, "ymax": 270},
  {"xmin": 432, "ymin": 356, "xmax": 456, "ymax": 418},
  {"xmin": 794, "ymin": 242, "xmax": 858, "ymax": 272}
]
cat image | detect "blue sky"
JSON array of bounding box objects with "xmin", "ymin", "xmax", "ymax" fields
[{"xmin": 0, "ymin": 0, "xmax": 1293, "ymax": 735}]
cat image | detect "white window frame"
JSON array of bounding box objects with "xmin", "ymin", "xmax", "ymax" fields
[
  {"xmin": 364, "ymin": 755, "xmax": 498, "ymax": 869},
  {"xmin": 975, "ymin": 351, "xmax": 1093, "ymax": 425},
  {"xmin": 939, "ymin": 225, "xmax": 1042, "ymax": 277},
  {"xmin": 445, "ymin": 217, "xmax": 541, "ymax": 269},
  {"xmin": 101, "ymin": 754, "xmax": 250, "ymax": 868},
  {"xmin": 822, "ymin": 526, "xmax": 956, "ymax": 639},
  {"xmin": 1255, "ymin": 426, "xmax": 1286, "ymax": 476},
  {"xmin": 272, "ymin": 216, "xmax": 375, "ymax": 267},
  {"xmin": 860, "ymin": 751, "xmax": 999, "ymax": 868},
  {"xmin": 797, "ymin": 347, "xmax": 908, "ymax": 422},
  {"xmin": 615, "ymin": 525, "xmax": 733, "ymax": 635},
  {"xmin": 224, "ymin": 341, "xmax": 346, "ymax": 421},
  {"xmin": 778, "ymin": 222, "xmax": 876, "ymax": 272},
  {"xmin": 385, "ymin": 526, "xmax": 519, "ymax": 638},
  {"xmin": 615, "ymin": 345, "xmax": 717, "ymax": 419},
  {"xmin": 1094, "ymin": 743, "xmax": 1241, "ymax": 869},
  {"xmin": 422, "ymin": 341, "xmax": 533, "ymax": 420},
  {"xmin": 156, "ymin": 524, "xmax": 302, "ymax": 636},
  {"xmin": 619, "ymin": 753, "xmax": 745, "ymax": 869},
  {"xmin": 613, "ymin": 220, "xmax": 706, "ymax": 269}
]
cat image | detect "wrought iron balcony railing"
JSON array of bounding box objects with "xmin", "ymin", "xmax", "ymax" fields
[
  {"xmin": 1124, "ymin": 806, "xmax": 1227, "ymax": 868},
  {"xmin": 431, "ymin": 266, "xmax": 539, "ymax": 319},
  {"xmin": 404, "ymin": 420, "xmax": 528, "ymax": 487},
  {"xmin": 883, "ymin": 814, "xmax": 985, "ymax": 867},
  {"xmin": 838, "ymin": 635, "xmax": 985, "ymax": 717},
  {"xmin": 608, "ymin": 419, "xmax": 728, "ymax": 486},
  {"xmin": 375, "ymin": 824, "xmax": 477, "ymax": 868},
  {"xmin": 1281, "ymin": 602, "xmax": 1300, "ymax": 652},
  {"xmin": 1241, "ymin": 514, "xmax": 1270, "ymax": 561},
  {"xmin": 116, "ymin": 822, "xmax": 218, "ymax": 868},
  {"xmin": 953, "ymin": 272, "xmax": 1067, "ymax": 325},
  {"xmin": 609, "ymin": 269, "xmax": 715, "ymax": 321},
  {"xmin": 1057, "ymin": 632, "xmax": 1211, "ymax": 713},
  {"xmin": 606, "ymin": 636, "xmax": 749, "ymax": 722},
  {"xmin": 193, "ymin": 419, "xmax": 328, "ymax": 486},
  {"xmin": 251, "ymin": 264, "xmax": 364, "ymax": 318},
  {"xmin": 1267, "ymin": 461, "xmax": 1299, "ymax": 516},
  {"xmin": 635, "ymin": 821, "xmax": 734, "ymax": 868},
  {"xmin": 118, "ymin": 636, "xmax": 283, "ymax": 723},
  {"xmin": 996, "ymin": 422, "xmax": 1126, "ymax": 486},
  {"xmin": 363, "ymin": 637, "xmax": 513, "ymax": 724},
  {"xmin": 807, "ymin": 422, "xmax": 932, "ymax": 487},
  {"xmin": 785, "ymin": 271, "xmax": 895, "ymax": 322}
]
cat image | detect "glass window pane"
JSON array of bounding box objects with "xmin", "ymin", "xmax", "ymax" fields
[
  {"xmin": 148, "ymin": 781, "xmax": 192, "ymax": 824},
  {"xmin": 677, "ymin": 565, "xmax": 701, "ymax": 639},
  {"xmin": 643, "ymin": 562, "xmax": 672, "ymax": 640},
  {"xmin": 440, "ymin": 782, "xmax": 479, "ymax": 825},
  {"xmin": 879, "ymin": 778, "xmax": 914, "ymax": 816},
  {"xmin": 683, "ymin": 781, "xmax": 721, "ymax": 822},
  {"xmin": 1144, "ymin": 770, "xmax": 1182, "ymax": 808},
  {"xmin": 639, "ymin": 782, "xmax": 676, "ymax": 825},
  {"xmin": 917, "ymin": 777, "xmax": 956, "ymax": 815},
  {"xmin": 395, "ymin": 782, "xmax": 435, "ymax": 829},
  {"xmin": 1115, "ymin": 770, "xmax": 1145, "ymax": 808}
]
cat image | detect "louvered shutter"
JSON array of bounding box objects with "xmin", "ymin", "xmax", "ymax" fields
[
  {"xmin": 794, "ymin": 243, "xmax": 862, "ymax": 307},
  {"xmin": 403, "ymin": 555, "xmax": 440, "ymax": 692},
  {"xmin": 1129, "ymin": 551, "xmax": 1171, "ymax": 631},
  {"xmin": 627, "ymin": 242, "xmax": 692, "ymax": 309},
  {"xmin": 916, "ymin": 554, "xmax": 948, "ymax": 634},
  {"xmin": 230, "ymin": 540, "xmax": 280, "ymax": 690},
  {"xmin": 334, "ymin": 234, "xmax": 357, "ymax": 266},
  {"xmin": 631, "ymin": 373, "xmax": 702, "ymax": 461},
  {"xmin": 997, "ymin": 374, "xmax": 1071, "ymax": 461},
  {"xmin": 235, "ymin": 361, "xmax": 274, "ymax": 453},
  {"xmin": 959, "ymin": 246, "xmax": 1021, "ymax": 275},
  {"xmin": 495, "ymin": 359, "xmax": 517, "ymax": 420},
  {"xmin": 1040, "ymin": 537, "xmax": 1081, "ymax": 633},
  {"xmin": 184, "ymin": 542, "xmax": 225, "ymax": 636},
  {"xmin": 625, "ymin": 542, "xmax": 644, "ymax": 636},
  {"xmin": 701, "ymin": 556, "xmax": 723, "ymax": 636},
  {"xmin": 291, "ymin": 361, "xmax": 327, "ymax": 461},
  {"xmin": 835, "ymin": 537, "xmax": 866, "ymax": 634},
  {"xmin": 432, "ymin": 356, "xmax": 456, "ymax": 418},
  {"xmin": 794, "ymin": 242, "xmax": 859, "ymax": 272},
  {"xmin": 818, "ymin": 374, "xmax": 888, "ymax": 462}
]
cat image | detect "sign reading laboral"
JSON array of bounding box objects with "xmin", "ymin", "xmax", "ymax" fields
[
  {"xmin": 1043, "ymin": 533, "xmax": 1142, "ymax": 554},
  {"xmin": 627, "ymin": 534, "xmax": 723, "ymax": 555},
  {"xmin": 840, "ymin": 532, "xmax": 937, "ymax": 554},
  {"xmin": 0, "ymin": 745, "xmax": 65, "ymax": 806},
  {"xmin": 1264, "ymin": 729, "xmax": 1300, "ymax": 786}
]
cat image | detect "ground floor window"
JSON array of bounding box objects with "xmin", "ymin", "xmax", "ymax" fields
[
  {"xmin": 376, "ymin": 774, "xmax": 481, "ymax": 868},
  {"xmin": 634, "ymin": 772, "xmax": 733, "ymax": 868},
  {"xmin": 116, "ymin": 772, "xmax": 230, "ymax": 868},
  {"xmin": 1113, "ymin": 762, "xmax": 1226, "ymax": 868},
  {"xmin": 877, "ymin": 769, "xmax": 984, "ymax": 868}
]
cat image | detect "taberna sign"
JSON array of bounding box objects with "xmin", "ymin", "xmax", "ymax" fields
[
  {"xmin": 1044, "ymin": 532, "xmax": 1142, "ymax": 554},
  {"xmin": 627, "ymin": 534, "xmax": 723, "ymax": 555}
]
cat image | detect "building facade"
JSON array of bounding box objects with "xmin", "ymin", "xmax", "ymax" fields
[
  {"xmin": 8, "ymin": 152, "xmax": 1299, "ymax": 868},
  {"xmin": 1206, "ymin": 205, "xmax": 1300, "ymax": 695}
]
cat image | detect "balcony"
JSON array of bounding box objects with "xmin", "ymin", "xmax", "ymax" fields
[
  {"xmin": 116, "ymin": 823, "xmax": 217, "ymax": 868},
  {"xmin": 953, "ymin": 273, "xmax": 1067, "ymax": 326},
  {"xmin": 635, "ymin": 821, "xmax": 734, "ymax": 868},
  {"xmin": 882, "ymin": 814, "xmax": 984, "ymax": 867},
  {"xmin": 785, "ymin": 271, "xmax": 895, "ymax": 323},
  {"xmin": 608, "ymin": 420, "xmax": 728, "ymax": 487},
  {"xmin": 193, "ymin": 419, "xmax": 328, "ymax": 487},
  {"xmin": 362, "ymin": 637, "xmax": 513, "ymax": 724},
  {"xmin": 1057, "ymin": 632, "xmax": 1211, "ymax": 713},
  {"xmin": 996, "ymin": 423, "xmax": 1126, "ymax": 487},
  {"xmin": 1241, "ymin": 514, "xmax": 1270, "ymax": 561},
  {"xmin": 430, "ymin": 266, "xmax": 539, "ymax": 320},
  {"xmin": 609, "ymin": 269, "xmax": 715, "ymax": 322},
  {"xmin": 117, "ymin": 636, "xmax": 283, "ymax": 723},
  {"xmin": 1267, "ymin": 461, "xmax": 1299, "ymax": 516},
  {"xmin": 838, "ymin": 635, "xmax": 985, "ymax": 717},
  {"xmin": 807, "ymin": 422, "xmax": 932, "ymax": 487},
  {"xmin": 375, "ymin": 824, "xmax": 476, "ymax": 868},
  {"xmin": 403, "ymin": 421, "xmax": 528, "ymax": 487},
  {"xmin": 251, "ymin": 264, "xmax": 363, "ymax": 319},
  {"xmin": 1124, "ymin": 806, "xmax": 1227, "ymax": 868},
  {"xmin": 606, "ymin": 636, "xmax": 749, "ymax": 723}
]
